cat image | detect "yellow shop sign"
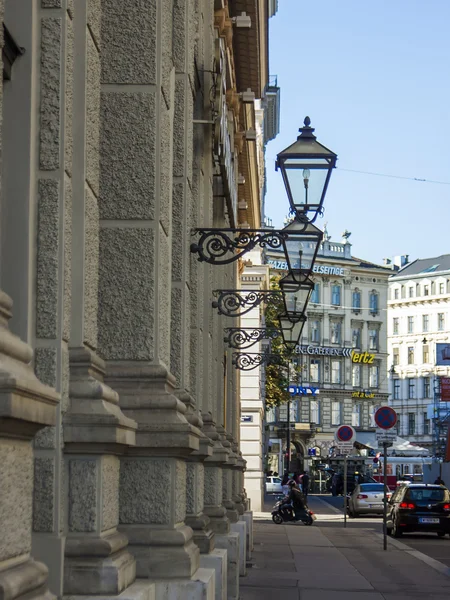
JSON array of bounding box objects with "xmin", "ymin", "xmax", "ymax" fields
[
  {"xmin": 351, "ymin": 351, "xmax": 375, "ymax": 364},
  {"xmin": 352, "ymin": 391, "xmax": 375, "ymax": 399}
]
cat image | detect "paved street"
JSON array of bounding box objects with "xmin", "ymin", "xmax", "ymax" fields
[
  {"xmin": 244, "ymin": 495, "xmax": 450, "ymax": 599},
  {"xmin": 314, "ymin": 494, "xmax": 450, "ymax": 569}
]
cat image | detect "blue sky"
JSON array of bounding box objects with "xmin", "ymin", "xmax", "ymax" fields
[{"xmin": 265, "ymin": 0, "xmax": 450, "ymax": 265}]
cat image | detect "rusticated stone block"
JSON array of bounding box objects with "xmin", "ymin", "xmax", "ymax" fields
[
  {"xmin": 34, "ymin": 347, "xmax": 58, "ymax": 388},
  {"xmin": 98, "ymin": 227, "xmax": 155, "ymax": 361},
  {"xmin": 42, "ymin": 0, "xmax": 61, "ymax": 7},
  {"xmin": 63, "ymin": 178, "xmax": 72, "ymax": 343},
  {"xmin": 101, "ymin": 0, "xmax": 156, "ymax": 84},
  {"xmin": 84, "ymin": 187, "xmax": 99, "ymax": 349},
  {"xmin": 99, "ymin": 92, "xmax": 156, "ymax": 219},
  {"xmin": 175, "ymin": 460, "xmax": 187, "ymax": 524},
  {"xmin": 170, "ymin": 286, "xmax": 183, "ymax": 383},
  {"xmin": 40, "ymin": 18, "xmax": 62, "ymax": 170},
  {"xmin": 119, "ymin": 459, "xmax": 171, "ymax": 525},
  {"xmin": 158, "ymin": 227, "xmax": 171, "ymax": 367},
  {"xmin": 36, "ymin": 179, "xmax": 60, "ymax": 339},
  {"xmin": 34, "ymin": 426, "xmax": 56, "ymax": 449},
  {"xmin": 33, "ymin": 457, "xmax": 55, "ymax": 532},
  {"xmin": 0, "ymin": 440, "xmax": 33, "ymax": 562},
  {"xmin": 87, "ymin": 0, "xmax": 102, "ymax": 47},
  {"xmin": 65, "ymin": 11, "xmax": 74, "ymax": 176},
  {"xmin": 86, "ymin": 35, "xmax": 101, "ymax": 195},
  {"xmin": 171, "ymin": 182, "xmax": 184, "ymax": 282},
  {"xmin": 159, "ymin": 103, "xmax": 173, "ymax": 234},
  {"xmin": 69, "ymin": 459, "xmax": 97, "ymax": 532},
  {"xmin": 101, "ymin": 456, "xmax": 120, "ymax": 531}
]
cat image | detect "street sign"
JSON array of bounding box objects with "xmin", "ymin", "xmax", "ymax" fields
[
  {"xmin": 374, "ymin": 406, "xmax": 397, "ymax": 430},
  {"xmin": 376, "ymin": 430, "xmax": 397, "ymax": 446},
  {"xmin": 336, "ymin": 444, "xmax": 353, "ymax": 455},
  {"xmin": 335, "ymin": 425, "xmax": 356, "ymax": 444}
]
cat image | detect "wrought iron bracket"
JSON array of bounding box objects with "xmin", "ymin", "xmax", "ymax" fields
[
  {"xmin": 212, "ymin": 289, "xmax": 282, "ymax": 318},
  {"xmin": 224, "ymin": 327, "xmax": 281, "ymax": 349},
  {"xmin": 190, "ymin": 227, "xmax": 307, "ymax": 265},
  {"xmin": 232, "ymin": 352, "xmax": 287, "ymax": 371}
]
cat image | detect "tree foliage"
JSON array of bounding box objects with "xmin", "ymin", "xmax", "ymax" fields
[{"xmin": 264, "ymin": 276, "xmax": 293, "ymax": 409}]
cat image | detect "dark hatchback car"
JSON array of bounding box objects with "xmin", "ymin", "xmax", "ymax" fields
[{"xmin": 387, "ymin": 484, "xmax": 450, "ymax": 538}]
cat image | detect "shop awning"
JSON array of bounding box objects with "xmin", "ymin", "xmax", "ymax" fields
[{"xmin": 355, "ymin": 432, "xmax": 429, "ymax": 456}]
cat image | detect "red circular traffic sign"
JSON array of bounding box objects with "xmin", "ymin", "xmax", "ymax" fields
[
  {"xmin": 335, "ymin": 425, "xmax": 356, "ymax": 443},
  {"xmin": 374, "ymin": 406, "xmax": 397, "ymax": 430}
]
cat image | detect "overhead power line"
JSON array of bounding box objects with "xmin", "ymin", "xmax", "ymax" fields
[{"xmin": 337, "ymin": 168, "xmax": 450, "ymax": 186}]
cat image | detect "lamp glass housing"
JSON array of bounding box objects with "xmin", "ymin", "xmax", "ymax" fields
[
  {"xmin": 278, "ymin": 313, "xmax": 307, "ymax": 353},
  {"xmin": 282, "ymin": 219, "xmax": 323, "ymax": 283},
  {"xmin": 276, "ymin": 117, "xmax": 337, "ymax": 221},
  {"xmin": 279, "ymin": 275, "xmax": 314, "ymax": 317}
]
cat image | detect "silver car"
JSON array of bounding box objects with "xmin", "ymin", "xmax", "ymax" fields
[
  {"xmin": 265, "ymin": 476, "xmax": 283, "ymax": 494},
  {"xmin": 348, "ymin": 483, "xmax": 391, "ymax": 517}
]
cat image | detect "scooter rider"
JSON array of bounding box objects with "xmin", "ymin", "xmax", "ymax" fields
[{"xmin": 284, "ymin": 480, "xmax": 308, "ymax": 521}]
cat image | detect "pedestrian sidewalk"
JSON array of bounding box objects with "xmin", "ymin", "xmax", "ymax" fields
[{"xmin": 243, "ymin": 496, "xmax": 450, "ymax": 600}]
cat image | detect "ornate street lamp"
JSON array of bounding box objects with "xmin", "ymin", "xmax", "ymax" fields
[
  {"xmin": 232, "ymin": 352, "xmax": 286, "ymax": 371},
  {"xmin": 277, "ymin": 313, "xmax": 307, "ymax": 354},
  {"xmin": 275, "ymin": 117, "xmax": 337, "ymax": 223},
  {"xmin": 212, "ymin": 289, "xmax": 282, "ymax": 318},
  {"xmin": 279, "ymin": 275, "xmax": 314, "ymax": 317},
  {"xmin": 224, "ymin": 327, "xmax": 281, "ymax": 349},
  {"xmin": 281, "ymin": 218, "xmax": 323, "ymax": 283}
]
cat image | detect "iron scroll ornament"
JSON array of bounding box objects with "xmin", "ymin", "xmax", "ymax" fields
[
  {"xmin": 232, "ymin": 352, "xmax": 287, "ymax": 371},
  {"xmin": 212, "ymin": 289, "xmax": 282, "ymax": 318},
  {"xmin": 190, "ymin": 226, "xmax": 310, "ymax": 265},
  {"xmin": 223, "ymin": 327, "xmax": 281, "ymax": 349}
]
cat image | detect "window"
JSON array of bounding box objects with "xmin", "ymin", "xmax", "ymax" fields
[
  {"xmin": 369, "ymin": 404, "xmax": 377, "ymax": 427},
  {"xmin": 310, "ymin": 359, "xmax": 320, "ymax": 383},
  {"xmin": 423, "ymin": 345, "xmax": 429, "ymax": 364},
  {"xmin": 393, "ymin": 317, "xmax": 399, "ymax": 335},
  {"xmin": 407, "ymin": 346, "xmax": 414, "ymax": 364},
  {"xmin": 423, "ymin": 377, "xmax": 430, "ymax": 398},
  {"xmin": 401, "ymin": 285, "xmax": 406, "ymax": 299},
  {"xmin": 407, "ymin": 316, "xmax": 414, "ymax": 333},
  {"xmin": 393, "ymin": 347, "xmax": 399, "ymax": 366},
  {"xmin": 352, "ymin": 364, "xmax": 361, "ymax": 387},
  {"xmin": 369, "ymin": 365, "xmax": 379, "ymax": 388},
  {"xmin": 394, "ymin": 379, "xmax": 400, "ymax": 400},
  {"xmin": 352, "ymin": 327, "xmax": 361, "ymax": 348},
  {"xmin": 423, "ymin": 412, "xmax": 430, "ymax": 435},
  {"xmin": 352, "ymin": 403, "xmax": 361, "ymax": 427},
  {"xmin": 439, "ymin": 283, "xmax": 444, "ymax": 294},
  {"xmin": 331, "ymin": 285, "xmax": 341, "ymax": 306},
  {"xmin": 311, "ymin": 283, "xmax": 320, "ymax": 304},
  {"xmin": 408, "ymin": 379, "xmax": 415, "ymax": 399},
  {"xmin": 368, "ymin": 328, "xmax": 378, "ymax": 351},
  {"xmin": 424, "ymin": 285, "xmax": 429, "ymax": 296},
  {"xmin": 416, "ymin": 283, "xmax": 420, "ymax": 296},
  {"xmin": 331, "ymin": 360, "xmax": 341, "ymax": 384},
  {"xmin": 395, "ymin": 416, "xmax": 401, "ymax": 434},
  {"xmin": 394, "ymin": 289, "xmax": 399, "ymax": 300},
  {"xmin": 330, "ymin": 321, "xmax": 341, "ymax": 344},
  {"xmin": 409, "ymin": 286, "xmax": 414, "ymax": 298},
  {"xmin": 431, "ymin": 282, "xmax": 435, "ymax": 295},
  {"xmin": 279, "ymin": 401, "xmax": 297, "ymax": 422},
  {"xmin": 422, "ymin": 314, "xmax": 429, "ymax": 332},
  {"xmin": 310, "ymin": 400, "xmax": 320, "ymax": 424},
  {"xmin": 331, "ymin": 401, "xmax": 341, "ymax": 426},
  {"xmin": 369, "ymin": 292, "xmax": 379, "ymax": 314},
  {"xmin": 438, "ymin": 313, "xmax": 445, "ymax": 331},
  {"xmin": 408, "ymin": 412, "xmax": 416, "ymax": 436},
  {"xmin": 352, "ymin": 290, "xmax": 361, "ymax": 311},
  {"xmin": 310, "ymin": 320, "xmax": 320, "ymax": 343}
]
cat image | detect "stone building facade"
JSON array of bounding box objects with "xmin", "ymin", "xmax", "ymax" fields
[
  {"xmin": 388, "ymin": 254, "xmax": 450, "ymax": 452},
  {"xmin": 0, "ymin": 2, "xmax": 275, "ymax": 600},
  {"xmin": 266, "ymin": 232, "xmax": 391, "ymax": 472}
]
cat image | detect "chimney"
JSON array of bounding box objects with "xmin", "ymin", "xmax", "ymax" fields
[{"xmin": 383, "ymin": 258, "xmax": 392, "ymax": 266}]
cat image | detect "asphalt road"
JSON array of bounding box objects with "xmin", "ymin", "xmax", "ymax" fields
[{"xmin": 317, "ymin": 493, "xmax": 450, "ymax": 569}]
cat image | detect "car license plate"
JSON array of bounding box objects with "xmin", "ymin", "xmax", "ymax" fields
[
  {"xmin": 369, "ymin": 504, "xmax": 382, "ymax": 508},
  {"xmin": 419, "ymin": 518, "xmax": 439, "ymax": 524}
]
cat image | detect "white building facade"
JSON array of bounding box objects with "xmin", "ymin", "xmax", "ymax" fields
[
  {"xmin": 388, "ymin": 255, "xmax": 450, "ymax": 453},
  {"xmin": 266, "ymin": 233, "xmax": 391, "ymax": 472}
]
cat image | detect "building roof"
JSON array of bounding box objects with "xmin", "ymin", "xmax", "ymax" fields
[
  {"xmin": 391, "ymin": 254, "xmax": 450, "ymax": 279},
  {"xmin": 351, "ymin": 256, "xmax": 393, "ymax": 272}
]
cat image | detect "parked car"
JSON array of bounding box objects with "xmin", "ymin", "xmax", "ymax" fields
[
  {"xmin": 387, "ymin": 484, "xmax": 450, "ymax": 537},
  {"xmin": 265, "ymin": 476, "xmax": 283, "ymax": 494},
  {"xmin": 348, "ymin": 483, "xmax": 391, "ymax": 517}
]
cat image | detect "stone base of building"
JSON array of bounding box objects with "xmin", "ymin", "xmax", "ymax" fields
[
  {"xmin": 241, "ymin": 511, "xmax": 253, "ymax": 560},
  {"xmin": 199, "ymin": 549, "xmax": 227, "ymax": 600},
  {"xmin": 62, "ymin": 579, "xmax": 155, "ymax": 600},
  {"xmin": 0, "ymin": 559, "xmax": 54, "ymax": 600},
  {"xmin": 230, "ymin": 522, "xmax": 246, "ymax": 577},
  {"xmin": 215, "ymin": 533, "xmax": 239, "ymax": 600},
  {"xmin": 244, "ymin": 472, "xmax": 263, "ymax": 512},
  {"xmin": 153, "ymin": 567, "xmax": 215, "ymax": 600}
]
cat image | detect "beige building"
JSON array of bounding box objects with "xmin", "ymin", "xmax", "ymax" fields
[
  {"xmin": 266, "ymin": 231, "xmax": 391, "ymax": 472},
  {"xmin": 0, "ymin": 2, "xmax": 276, "ymax": 600}
]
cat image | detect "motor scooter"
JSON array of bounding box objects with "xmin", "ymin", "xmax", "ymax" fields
[{"xmin": 271, "ymin": 495, "xmax": 316, "ymax": 526}]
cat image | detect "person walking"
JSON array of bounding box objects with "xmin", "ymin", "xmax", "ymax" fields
[
  {"xmin": 302, "ymin": 471, "xmax": 310, "ymax": 498},
  {"xmin": 434, "ymin": 476, "xmax": 446, "ymax": 486},
  {"xmin": 281, "ymin": 471, "xmax": 290, "ymax": 496}
]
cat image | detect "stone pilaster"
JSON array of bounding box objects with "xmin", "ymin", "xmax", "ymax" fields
[{"xmin": 0, "ymin": 292, "xmax": 59, "ymax": 600}]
